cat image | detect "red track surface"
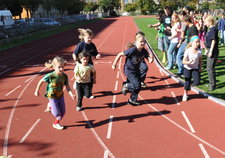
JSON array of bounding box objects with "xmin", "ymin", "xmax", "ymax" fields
[{"xmin": 1, "ymin": 16, "xmax": 225, "ymax": 158}]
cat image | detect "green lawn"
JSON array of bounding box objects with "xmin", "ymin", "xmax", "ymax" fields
[{"xmin": 134, "ymin": 17, "xmax": 225, "ymax": 100}]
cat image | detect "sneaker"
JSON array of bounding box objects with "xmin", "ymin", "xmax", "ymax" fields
[
  {"xmin": 44, "ymin": 103, "xmax": 51, "ymax": 112},
  {"xmin": 53, "ymin": 123, "xmax": 64, "ymax": 130},
  {"xmin": 141, "ymin": 82, "xmax": 147, "ymax": 88},
  {"xmin": 89, "ymin": 95, "xmax": 95, "ymax": 99},
  {"xmin": 128, "ymin": 99, "xmax": 140, "ymax": 106},
  {"xmin": 121, "ymin": 83, "xmax": 128, "ymax": 95},
  {"xmin": 76, "ymin": 107, "xmax": 81, "ymax": 111},
  {"xmin": 182, "ymin": 94, "xmax": 188, "ymax": 101},
  {"xmin": 165, "ymin": 67, "xmax": 171, "ymax": 70}
]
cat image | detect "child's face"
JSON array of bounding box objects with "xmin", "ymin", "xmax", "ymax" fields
[
  {"xmin": 84, "ymin": 35, "xmax": 93, "ymax": 44},
  {"xmin": 135, "ymin": 36, "xmax": 145, "ymax": 49},
  {"xmin": 192, "ymin": 38, "xmax": 200, "ymax": 48},
  {"xmin": 80, "ymin": 56, "xmax": 89, "ymax": 65},
  {"xmin": 54, "ymin": 62, "xmax": 64, "ymax": 75}
]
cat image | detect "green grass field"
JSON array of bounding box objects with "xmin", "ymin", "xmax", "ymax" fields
[{"xmin": 134, "ymin": 17, "xmax": 225, "ymax": 100}]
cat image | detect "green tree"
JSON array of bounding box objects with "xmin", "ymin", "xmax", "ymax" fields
[
  {"xmin": 84, "ymin": 2, "xmax": 99, "ymax": 13},
  {"xmin": 40, "ymin": 0, "xmax": 53, "ymax": 17},
  {"xmin": 201, "ymin": 2, "xmax": 210, "ymax": 10},
  {"xmin": 124, "ymin": 2, "xmax": 138, "ymax": 12},
  {"xmin": 99, "ymin": 0, "xmax": 120, "ymax": 16},
  {"xmin": 137, "ymin": 0, "xmax": 157, "ymax": 15}
]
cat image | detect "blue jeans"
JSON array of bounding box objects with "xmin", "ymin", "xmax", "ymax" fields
[
  {"xmin": 176, "ymin": 42, "xmax": 187, "ymax": 74},
  {"xmin": 220, "ymin": 30, "xmax": 225, "ymax": 44},
  {"xmin": 125, "ymin": 72, "xmax": 141, "ymax": 102},
  {"xmin": 163, "ymin": 35, "xmax": 170, "ymax": 51},
  {"xmin": 167, "ymin": 42, "xmax": 178, "ymax": 69}
]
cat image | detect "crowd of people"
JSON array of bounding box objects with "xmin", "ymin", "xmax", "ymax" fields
[{"xmin": 148, "ymin": 6, "xmax": 221, "ymax": 101}]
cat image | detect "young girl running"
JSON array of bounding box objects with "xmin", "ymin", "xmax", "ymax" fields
[
  {"xmin": 74, "ymin": 51, "xmax": 96, "ymax": 111},
  {"xmin": 34, "ymin": 57, "xmax": 75, "ymax": 130},
  {"xmin": 182, "ymin": 36, "xmax": 202, "ymax": 101},
  {"xmin": 72, "ymin": 28, "xmax": 100, "ymax": 98},
  {"xmin": 112, "ymin": 32, "xmax": 154, "ymax": 105}
]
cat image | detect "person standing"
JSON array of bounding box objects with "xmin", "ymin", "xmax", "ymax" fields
[
  {"xmin": 34, "ymin": 57, "xmax": 75, "ymax": 130},
  {"xmin": 112, "ymin": 32, "xmax": 154, "ymax": 105},
  {"xmin": 204, "ymin": 15, "xmax": 219, "ymax": 91},
  {"xmin": 182, "ymin": 36, "xmax": 202, "ymax": 101},
  {"xmin": 218, "ymin": 13, "xmax": 225, "ymax": 45}
]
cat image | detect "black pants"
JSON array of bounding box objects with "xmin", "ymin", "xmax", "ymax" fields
[
  {"xmin": 76, "ymin": 82, "xmax": 91, "ymax": 108},
  {"xmin": 184, "ymin": 68, "xmax": 200, "ymax": 91},
  {"xmin": 207, "ymin": 55, "xmax": 217, "ymax": 89}
]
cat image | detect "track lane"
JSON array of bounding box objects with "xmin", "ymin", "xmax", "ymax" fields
[{"xmin": 1, "ymin": 16, "xmax": 225, "ymax": 158}]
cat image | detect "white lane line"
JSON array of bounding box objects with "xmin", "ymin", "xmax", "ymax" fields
[
  {"xmin": 3, "ymin": 67, "xmax": 46, "ymax": 157},
  {"xmin": 5, "ymin": 85, "xmax": 21, "ymax": 96},
  {"xmin": 97, "ymin": 27, "xmax": 116, "ymax": 50},
  {"xmin": 19, "ymin": 119, "xmax": 41, "ymax": 143},
  {"xmin": 25, "ymin": 76, "xmax": 36, "ymax": 83},
  {"xmin": 95, "ymin": 61, "xmax": 112, "ymax": 64},
  {"xmin": 171, "ymin": 91, "xmax": 180, "ymax": 105},
  {"xmin": 159, "ymin": 68, "xmax": 164, "ymax": 76},
  {"xmin": 81, "ymin": 111, "xmax": 115, "ymax": 158},
  {"xmin": 106, "ymin": 115, "xmax": 114, "ymax": 139},
  {"xmin": 164, "ymin": 80, "xmax": 169, "ymax": 86},
  {"xmin": 104, "ymin": 150, "xmax": 109, "ymax": 158},
  {"xmin": 138, "ymin": 95, "xmax": 225, "ymax": 156},
  {"xmin": 112, "ymin": 95, "xmax": 116, "ymax": 109},
  {"xmin": 118, "ymin": 57, "xmax": 122, "ymax": 70},
  {"xmin": 114, "ymin": 81, "xmax": 118, "ymax": 91},
  {"xmin": 116, "ymin": 71, "xmax": 120, "ymax": 79},
  {"xmin": 199, "ymin": 144, "xmax": 210, "ymax": 158},
  {"xmin": 181, "ymin": 111, "xmax": 196, "ymax": 133}
]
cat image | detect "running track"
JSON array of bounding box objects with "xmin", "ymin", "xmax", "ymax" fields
[{"xmin": 1, "ymin": 16, "xmax": 225, "ymax": 158}]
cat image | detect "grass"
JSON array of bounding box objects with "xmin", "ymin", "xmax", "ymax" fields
[
  {"xmin": 0, "ymin": 19, "xmax": 101, "ymax": 51},
  {"xmin": 134, "ymin": 17, "xmax": 225, "ymax": 100}
]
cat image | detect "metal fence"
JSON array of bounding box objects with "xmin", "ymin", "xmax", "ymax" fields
[{"xmin": 0, "ymin": 13, "xmax": 103, "ymax": 45}]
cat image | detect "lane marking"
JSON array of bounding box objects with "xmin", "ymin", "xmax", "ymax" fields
[
  {"xmin": 3, "ymin": 67, "xmax": 46, "ymax": 157},
  {"xmin": 199, "ymin": 144, "xmax": 210, "ymax": 158},
  {"xmin": 19, "ymin": 119, "xmax": 41, "ymax": 143},
  {"xmin": 138, "ymin": 95, "xmax": 225, "ymax": 156},
  {"xmin": 112, "ymin": 95, "xmax": 116, "ymax": 109},
  {"xmin": 106, "ymin": 115, "xmax": 114, "ymax": 139},
  {"xmin": 5, "ymin": 85, "xmax": 21, "ymax": 96},
  {"xmin": 181, "ymin": 111, "xmax": 196, "ymax": 133},
  {"xmin": 164, "ymin": 80, "xmax": 169, "ymax": 86},
  {"xmin": 114, "ymin": 81, "xmax": 118, "ymax": 91},
  {"xmin": 25, "ymin": 76, "xmax": 36, "ymax": 83},
  {"xmin": 94, "ymin": 61, "xmax": 112, "ymax": 64},
  {"xmin": 159, "ymin": 68, "xmax": 164, "ymax": 76},
  {"xmin": 104, "ymin": 150, "xmax": 109, "ymax": 158},
  {"xmin": 81, "ymin": 111, "xmax": 115, "ymax": 158},
  {"xmin": 171, "ymin": 91, "xmax": 180, "ymax": 105},
  {"xmin": 116, "ymin": 71, "xmax": 120, "ymax": 79},
  {"xmin": 97, "ymin": 27, "xmax": 117, "ymax": 50}
]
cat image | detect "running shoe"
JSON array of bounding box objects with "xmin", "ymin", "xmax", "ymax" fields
[{"xmin": 53, "ymin": 123, "xmax": 64, "ymax": 130}]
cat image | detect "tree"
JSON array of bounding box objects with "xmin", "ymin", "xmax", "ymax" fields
[
  {"xmin": 84, "ymin": 2, "xmax": 99, "ymax": 13},
  {"xmin": 201, "ymin": 2, "xmax": 210, "ymax": 11},
  {"xmin": 124, "ymin": 2, "xmax": 138, "ymax": 12},
  {"xmin": 137, "ymin": 0, "xmax": 157, "ymax": 15},
  {"xmin": 40, "ymin": 0, "xmax": 53, "ymax": 17},
  {"xmin": 1, "ymin": 0, "xmax": 23, "ymax": 17},
  {"xmin": 99, "ymin": 0, "xmax": 120, "ymax": 16}
]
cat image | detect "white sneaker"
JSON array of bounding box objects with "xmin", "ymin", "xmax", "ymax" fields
[
  {"xmin": 182, "ymin": 94, "xmax": 188, "ymax": 101},
  {"xmin": 89, "ymin": 96, "xmax": 95, "ymax": 99},
  {"xmin": 76, "ymin": 107, "xmax": 81, "ymax": 111},
  {"xmin": 53, "ymin": 123, "xmax": 64, "ymax": 130}
]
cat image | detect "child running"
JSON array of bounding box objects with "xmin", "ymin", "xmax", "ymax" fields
[
  {"xmin": 112, "ymin": 32, "xmax": 154, "ymax": 105},
  {"xmin": 34, "ymin": 57, "xmax": 75, "ymax": 130},
  {"xmin": 72, "ymin": 28, "xmax": 100, "ymax": 98},
  {"xmin": 182, "ymin": 36, "xmax": 202, "ymax": 101},
  {"xmin": 74, "ymin": 51, "xmax": 96, "ymax": 111}
]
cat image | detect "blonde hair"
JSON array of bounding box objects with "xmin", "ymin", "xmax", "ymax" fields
[
  {"xmin": 171, "ymin": 12, "xmax": 180, "ymax": 26},
  {"xmin": 126, "ymin": 31, "xmax": 145, "ymax": 48},
  {"xmin": 78, "ymin": 28, "xmax": 94, "ymax": 41},
  {"xmin": 45, "ymin": 57, "xmax": 67, "ymax": 68},
  {"xmin": 205, "ymin": 15, "xmax": 215, "ymax": 26}
]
